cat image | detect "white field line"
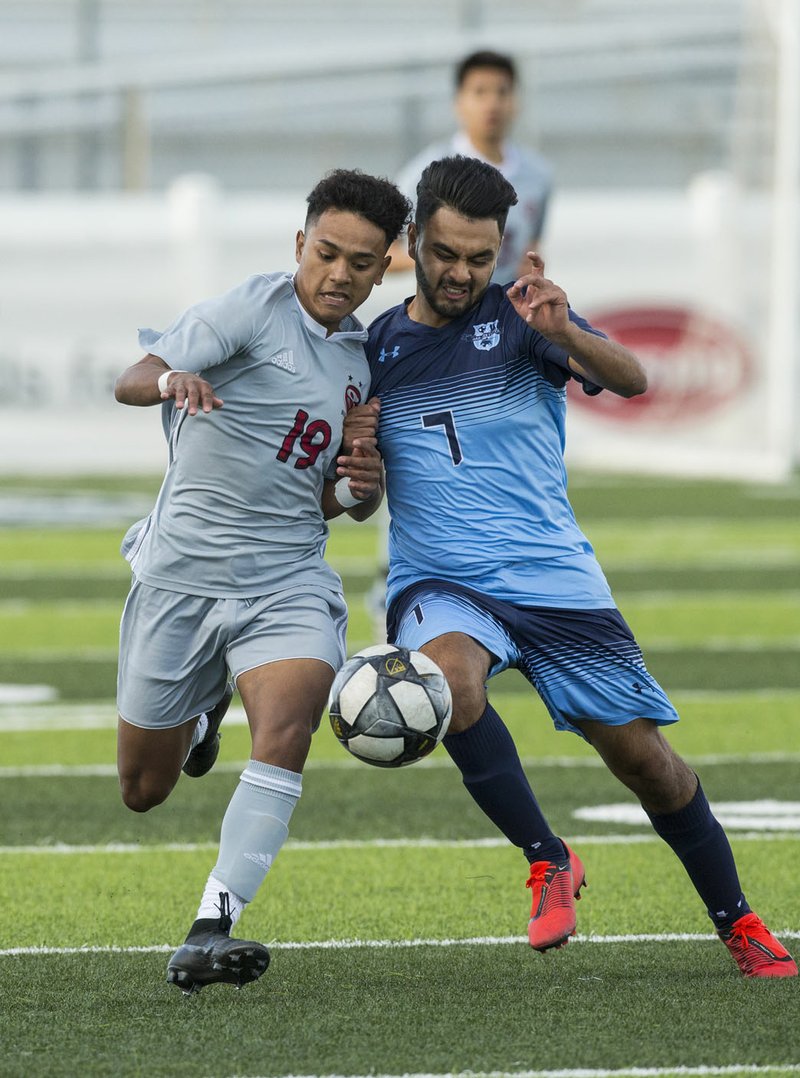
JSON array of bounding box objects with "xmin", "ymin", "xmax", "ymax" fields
[
  {"xmin": 228, "ymin": 1068, "xmax": 800, "ymax": 1078},
  {"xmin": 2, "ymin": 687, "xmax": 800, "ymax": 734},
  {"xmin": 3, "ymin": 749, "xmax": 800, "ymax": 779},
  {"xmin": 3, "ymin": 930, "xmax": 800, "ymax": 959},
  {"xmin": 2, "ymin": 831, "xmax": 799, "ymax": 857},
  {"xmin": 225, "ymin": 1067, "xmax": 800, "ymax": 1078}
]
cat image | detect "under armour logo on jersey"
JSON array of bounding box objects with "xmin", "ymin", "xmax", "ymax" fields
[
  {"xmin": 471, "ymin": 320, "xmax": 501, "ymax": 351},
  {"xmin": 378, "ymin": 345, "xmax": 400, "ymax": 363},
  {"xmin": 269, "ymin": 349, "xmax": 296, "ymax": 372}
]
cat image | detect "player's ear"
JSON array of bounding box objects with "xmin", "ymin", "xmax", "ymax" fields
[
  {"xmin": 375, "ymin": 254, "xmax": 391, "ymax": 284},
  {"xmin": 407, "ymin": 223, "xmax": 418, "ymax": 261},
  {"xmin": 295, "ymin": 229, "xmax": 305, "ymax": 265}
]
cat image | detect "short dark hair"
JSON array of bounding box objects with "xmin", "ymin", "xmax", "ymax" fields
[
  {"xmin": 305, "ymin": 169, "xmax": 411, "ymax": 248},
  {"xmin": 415, "ymin": 156, "xmax": 518, "ymax": 236},
  {"xmin": 455, "ymin": 50, "xmax": 517, "ymax": 89}
]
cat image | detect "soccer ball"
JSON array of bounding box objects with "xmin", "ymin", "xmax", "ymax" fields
[{"xmin": 328, "ymin": 644, "xmax": 452, "ymax": 767}]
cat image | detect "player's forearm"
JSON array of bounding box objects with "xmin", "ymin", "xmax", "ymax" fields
[
  {"xmin": 114, "ymin": 355, "xmax": 170, "ymax": 406},
  {"xmin": 346, "ymin": 478, "xmax": 385, "ymax": 522},
  {"xmin": 321, "ymin": 475, "xmax": 385, "ymax": 522},
  {"xmin": 563, "ymin": 327, "xmax": 647, "ymax": 398}
]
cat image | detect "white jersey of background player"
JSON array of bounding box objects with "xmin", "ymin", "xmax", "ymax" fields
[
  {"xmin": 113, "ymin": 169, "xmax": 410, "ymax": 996},
  {"xmin": 390, "ymin": 49, "xmax": 553, "ymax": 284}
]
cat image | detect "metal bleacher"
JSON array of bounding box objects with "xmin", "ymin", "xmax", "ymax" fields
[{"xmin": 0, "ymin": 0, "xmax": 773, "ymax": 193}]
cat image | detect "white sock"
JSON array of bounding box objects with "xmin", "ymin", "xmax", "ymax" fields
[
  {"xmin": 196, "ymin": 873, "xmax": 248, "ymax": 929},
  {"xmin": 183, "ymin": 713, "xmax": 208, "ymax": 764}
]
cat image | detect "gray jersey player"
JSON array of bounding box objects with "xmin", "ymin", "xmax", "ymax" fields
[{"xmin": 114, "ymin": 169, "xmax": 410, "ymax": 995}]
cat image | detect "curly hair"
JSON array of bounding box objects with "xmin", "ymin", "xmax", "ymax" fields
[
  {"xmin": 415, "ymin": 155, "xmax": 518, "ymax": 237},
  {"xmin": 305, "ymin": 169, "xmax": 411, "ymax": 248}
]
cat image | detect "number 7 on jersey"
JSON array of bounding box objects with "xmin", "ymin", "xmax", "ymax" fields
[{"xmin": 421, "ymin": 409, "xmax": 463, "ymax": 466}]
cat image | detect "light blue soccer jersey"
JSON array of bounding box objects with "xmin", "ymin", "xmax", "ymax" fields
[
  {"xmin": 368, "ymin": 285, "xmax": 614, "ymax": 610},
  {"xmin": 129, "ymin": 271, "xmax": 370, "ymax": 599}
]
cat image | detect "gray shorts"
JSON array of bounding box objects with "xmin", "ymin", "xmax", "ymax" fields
[{"xmin": 117, "ymin": 580, "xmax": 348, "ymax": 729}]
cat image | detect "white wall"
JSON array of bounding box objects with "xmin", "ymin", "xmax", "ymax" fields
[{"xmin": 1, "ymin": 175, "xmax": 796, "ymax": 478}]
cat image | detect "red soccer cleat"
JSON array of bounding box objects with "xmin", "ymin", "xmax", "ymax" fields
[
  {"xmin": 719, "ymin": 912, "xmax": 798, "ymax": 978},
  {"xmin": 526, "ymin": 843, "xmax": 587, "ymax": 952}
]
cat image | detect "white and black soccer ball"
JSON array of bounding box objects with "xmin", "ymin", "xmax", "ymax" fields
[{"xmin": 328, "ymin": 645, "xmax": 452, "ymax": 767}]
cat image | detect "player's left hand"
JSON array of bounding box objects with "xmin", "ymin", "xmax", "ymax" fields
[
  {"xmin": 336, "ymin": 438, "xmax": 383, "ymax": 502},
  {"xmin": 342, "ymin": 397, "xmax": 380, "ymax": 453},
  {"xmin": 506, "ymin": 252, "xmax": 571, "ymax": 341}
]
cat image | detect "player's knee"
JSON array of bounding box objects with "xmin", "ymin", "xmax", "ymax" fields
[
  {"xmin": 250, "ymin": 714, "xmax": 313, "ymax": 772},
  {"xmin": 438, "ymin": 670, "xmax": 486, "ymax": 733},
  {"xmin": 119, "ymin": 771, "xmax": 174, "ymax": 813},
  {"xmin": 420, "ymin": 637, "xmax": 490, "ymax": 733}
]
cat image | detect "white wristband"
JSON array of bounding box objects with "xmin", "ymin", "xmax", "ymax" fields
[
  {"xmin": 334, "ymin": 476, "xmax": 361, "ymax": 508},
  {"xmin": 157, "ymin": 369, "xmax": 189, "ymax": 394}
]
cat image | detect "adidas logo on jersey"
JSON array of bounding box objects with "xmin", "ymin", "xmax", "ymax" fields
[{"xmin": 269, "ymin": 349, "xmax": 296, "ymax": 372}]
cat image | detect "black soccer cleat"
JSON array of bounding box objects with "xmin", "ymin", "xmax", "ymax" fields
[
  {"xmin": 182, "ymin": 684, "xmax": 233, "ymax": 778},
  {"xmin": 166, "ymin": 894, "xmax": 270, "ymax": 996}
]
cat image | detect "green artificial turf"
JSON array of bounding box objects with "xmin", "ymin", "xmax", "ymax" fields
[{"xmin": 1, "ymin": 472, "xmax": 798, "ymax": 1078}]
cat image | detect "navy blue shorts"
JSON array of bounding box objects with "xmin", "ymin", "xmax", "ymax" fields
[{"xmin": 387, "ymin": 579, "xmax": 678, "ymax": 738}]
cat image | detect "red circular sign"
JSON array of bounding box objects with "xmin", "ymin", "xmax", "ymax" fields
[{"xmin": 568, "ymin": 305, "xmax": 753, "ymax": 424}]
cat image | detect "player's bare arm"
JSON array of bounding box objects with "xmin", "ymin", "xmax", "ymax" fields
[
  {"xmin": 114, "ymin": 353, "xmax": 224, "ymax": 415},
  {"xmin": 507, "ymin": 252, "xmax": 647, "ymax": 398},
  {"xmin": 322, "ymin": 438, "xmax": 384, "ymax": 522}
]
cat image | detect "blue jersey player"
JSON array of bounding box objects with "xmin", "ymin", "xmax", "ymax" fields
[{"xmin": 365, "ymin": 155, "xmax": 796, "ymax": 978}]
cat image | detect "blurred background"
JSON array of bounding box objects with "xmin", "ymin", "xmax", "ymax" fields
[{"xmin": 0, "ymin": 0, "xmax": 797, "ymax": 477}]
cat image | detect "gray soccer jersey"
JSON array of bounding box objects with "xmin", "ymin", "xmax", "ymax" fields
[
  {"xmin": 396, "ymin": 133, "xmax": 553, "ymax": 284},
  {"xmin": 128, "ymin": 271, "xmax": 370, "ymax": 598}
]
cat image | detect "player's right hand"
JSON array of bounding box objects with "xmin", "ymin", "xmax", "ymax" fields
[
  {"xmin": 162, "ymin": 372, "xmax": 223, "ymax": 415},
  {"xmin": 336, "ymin": 438, "xmax": 383, "ymax": 502}
]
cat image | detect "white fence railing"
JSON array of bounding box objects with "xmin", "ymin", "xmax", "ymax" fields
[{"xmin": 0, "ymin": 0, "xmax": 755, "ymax": 192}]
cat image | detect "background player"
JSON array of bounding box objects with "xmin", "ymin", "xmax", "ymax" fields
[
  {"xmin": 388, "ymin": 49, "xmax": 553, "ymax": 283},
  {"xmin": 365, "ymin": 155, "xmax": 796, "ymax": 979},
  {"xmin": 114, "ymin": 168, "xmax": 409, "ymax": 994}
]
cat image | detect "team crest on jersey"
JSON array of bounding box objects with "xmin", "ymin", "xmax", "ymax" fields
[
  {"xmin": 471, "ymin": 320, "xmax": 501, "ymax": 351},
  {"xmin": 344, "ymin": 383, "xmax": 362, "ymax": 411}
]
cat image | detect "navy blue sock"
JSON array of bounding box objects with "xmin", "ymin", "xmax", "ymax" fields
[
  {"xmin": 646, "ymin": 780, "xmax": 750, "ymax": 932},
  {"xmin": 443, "ymin": 702, "xmax": 565, "ymax": 863}
]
